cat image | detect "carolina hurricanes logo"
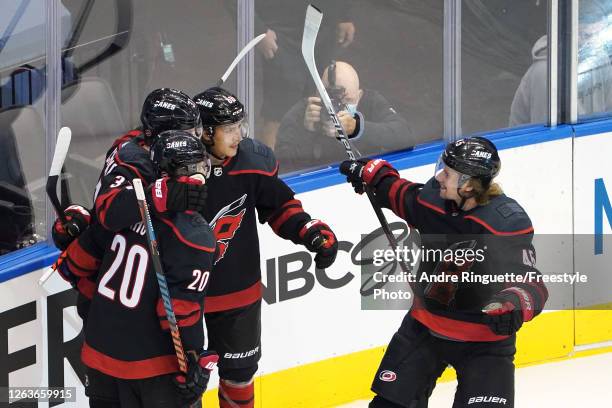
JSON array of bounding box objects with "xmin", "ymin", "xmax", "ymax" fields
[
  {"xmin": 211, "ymin": 194, "xmax": 247, "ymax": 264},
  {"xmin": 379, "ymin": 370, "xmax": 397, "ymax": 382}
]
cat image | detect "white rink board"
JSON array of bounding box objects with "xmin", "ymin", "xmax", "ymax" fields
[{"xmin": 1, "ymin": 133, "xmax": 611, "ymax": 404}]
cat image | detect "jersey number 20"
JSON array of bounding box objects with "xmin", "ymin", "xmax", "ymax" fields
[{"xmin": 98, "ymin": 234, "xmax": 149, "ymax": 308}]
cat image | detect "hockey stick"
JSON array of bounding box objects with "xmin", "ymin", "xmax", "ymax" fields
[
  {"xmin": 301, "ymin": 5, "xmax": 412, "ymax": 278},
  {"xmin": 216, "ymin": 33, "xmax": 266, "ymax": 86},
  {"xmin": 132, "ymin": 178, "xmax": 189, "ymax": 374},
  {"xmin": 39, "ymin": 127, "xmax": 72, "ymax": 285},
  {"xmin": 46, "ymin": 127, "xmax": 72, "ymax": 223}
]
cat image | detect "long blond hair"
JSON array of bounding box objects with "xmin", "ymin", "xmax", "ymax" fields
[{"xmin": 468, "ymin": 178, "xmax": 503, "ymax": 205}]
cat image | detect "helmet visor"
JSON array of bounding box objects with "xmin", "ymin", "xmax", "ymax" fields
[
  {"xmin": 185, "ymin": 124, "xmax": 204, "ymax": 139},
  {"xmin": 174, "ymin": 158, "xmax": 211, "ymax": 179},
  {"xmin": 434, "ymin": 153, "xmax": 471, "ymax": 189},
  {"xmin": 217, "ymin": 117, "xmax": 249, "ymax": 140}
]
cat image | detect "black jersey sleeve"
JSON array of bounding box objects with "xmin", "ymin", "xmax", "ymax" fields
[
  {"xmin": 156, "ymin": 213, "xmax": 216, "ymax": 351},
  {"xmin": 57, "ymin": 222, "xmax": 110, "ymax": 300},
  {"xmin": 370, "ymin": 171, "xmax": 424, "ymax": 228},
  {"xmin": 231, "ymin": 138, "xmax": 314, "ymax": 242},
  {"xmin": 94, "ymin": 141, "xmax": 155, "ymax": 231},
  {"xmin": 477, "ymin": 200, "xmax": 549, "ymax": 321}
]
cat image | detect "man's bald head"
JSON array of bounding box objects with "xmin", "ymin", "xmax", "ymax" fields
[{"xmin": 322, "ymin": 61, "xmax": 362, "ymax": 104}]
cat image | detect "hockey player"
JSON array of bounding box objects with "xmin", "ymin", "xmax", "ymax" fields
[
  {"xmin": 52, "ymin": 87, "xmax": 207, "ymax": 252},
  {"xmin": 192, "ymin": 87, "xmax": 339, "ymax": 408},
  {"xmin": 340, "ymin": 137, "xmax": 548, "ymax": 408},
  {"xmin": 51, "ymin": 88, "xmax": 207, "ymax": 319},
  {"xmin": 74, "ymin": 130, "xmax": 217, "ymax": 407}
]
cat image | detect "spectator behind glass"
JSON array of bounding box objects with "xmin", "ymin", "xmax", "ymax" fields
[
  {"xmin": 255, "ymin": 0, "xmax": 356, "ymax": 150},
  {"xmin": 276, "ymin": 61, "xmax": 414, "ymax": 173},
  {"xmin": 509, "ymin": 0, "xmax": 612, "ymax": 126}
]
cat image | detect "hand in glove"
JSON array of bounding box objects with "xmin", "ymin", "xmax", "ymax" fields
[
  {"xmin": 339, "ymin": 158, "xmax": 398, "ymax": 194},
  {"xmin": 174, "ymin": 350, "xmax": 218, "ymax": 407},
  {"xmin": 299, "ymin": 219, "xmax": 338, "ymax": 269},
  {"xmin": 150, "ymin": 176, "xmax": 207, "ymax": 214},
  {"xmin": 51, "ymin": 205, "xmax": 91, "ymax": 250},
  {"xmin": 482, "ymin": 288, "xmax": 535, "ymax": 336}
]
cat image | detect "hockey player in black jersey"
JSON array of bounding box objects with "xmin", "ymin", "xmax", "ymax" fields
[
  {"xmin": 192, "ymin": 87, "xmax": 339, "ymax": 408},
  {"xmin": 340, "ymin": 137, "xmax": 548, "ymax": 408},
  {"xmin": 74, "ymin": 130, "xmax": 217, "ymax": 408},
  {"xmin": 52, "ymin": 87, "xmax": 206, "ymax": 250},
  {"xmin": 51, "ymin": 88, "xmax": 207, "ymax": 318}
]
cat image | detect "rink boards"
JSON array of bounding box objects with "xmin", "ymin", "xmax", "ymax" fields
[{"xmin": 1, "ymin": 123, "xmax": 611, "ymax": 407}]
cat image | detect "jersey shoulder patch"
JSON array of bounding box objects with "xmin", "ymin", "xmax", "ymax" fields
[
  {"xmin": 230, "ymin": 138, "xmax": 278, "ymax": 176},
  {"xmin": 115, "ymin": 138, "xmax": 155, "ymax": 182},
  {"xmin": 161, "ymin": 212, "xmax": 216, "ymax": 253},
  {"xmin": 467, "ymin": 195, "xmax": 533, "ymax": 235}
]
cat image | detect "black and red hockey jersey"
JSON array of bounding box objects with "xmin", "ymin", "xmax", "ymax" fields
[
  {"xmin": 374, "ymin": 175, "xmax": 549, "ymax": 342},
  {"xmin": 202, "ymin": 138, "xmax": 312, "ymax": 312},
  {"xmin": 81, "ymin": 210, "xmax": 215, "ymax": 379},
  {"xmin": 67, "ymin": 133, "xmax": 313, "ymax": 315},
  {"xmin": 56, "ymin": 130, "xmax": 150, "ymax": 319},
  {"xmin": 93, "ymin": 130, "xmax": 155, "ymax": 232}
]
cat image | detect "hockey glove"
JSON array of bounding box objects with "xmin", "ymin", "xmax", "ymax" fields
[
  {"xmin": 174, "ymin": 350, "xmax": 218, "ymax": 407},
  {"xmin": 339, "ymin": 159, "xmax": 399, "ymax": 194},
  {"xmin": 51, "ymin": 205, "xmax": 91, "ymax": 250},
  {"xmin": 482, "ymin": 287, "xmax": 535, "ymax": 336},
  {"xmin": 150, "ymin": 176, "xmax": 207, "ymax": 214},
  {"xmin": 299, "ymin": 220, "xmax": 338, "ymax": 269}
]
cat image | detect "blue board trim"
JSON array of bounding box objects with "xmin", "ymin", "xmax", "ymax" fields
[
  {"xmin": 0, "ymin": 243, "xmax": 59, "ymax": 283},
  {"xmin": 283, "ymin": 124, "xmax": 574, "ymax": 194},
  {"xmin": 1, "ymin": 117, "xmax": 611, "ymax": 283}
]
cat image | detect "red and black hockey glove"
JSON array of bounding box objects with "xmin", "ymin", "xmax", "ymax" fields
[
  {"xmin": 51, "ymin": 205, "xmax": 91, "ymax": 250},
  {"xmin": 339, "ymin": 158, "xmax": 399, "ymax": 194},
  {"xmin": 482, "ymin": 287, "xmax": 535, "ymax": 336},
  {"xmin": 149, "ymin": 176, "xmax": 207, "ymax": 214},
  {"xmin": 299, "ymin": 220, "xmax": 338, "ymax": 269},
  {"xmin": 174, "ymin": 350, "xmax": 218, "ymax": 407}
]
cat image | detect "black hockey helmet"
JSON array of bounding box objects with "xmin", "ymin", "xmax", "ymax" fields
[
  {"xmin": 192, "ymin": 87, "xmax": 246, "ymax": 136},
  {"xmin": 150, "ymin": 130, "xmax": 210, "ymax": 179},
  {"xmin": 437, "ymin": 136, "xmax": 501, "ymax": 187},
  {"xmin": 140, "ymin": 88, "xmax": 203, "ymax": 143}
]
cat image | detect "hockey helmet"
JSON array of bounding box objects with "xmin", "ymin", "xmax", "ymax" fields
[
  {"xmin": 435, "ymin": 136, "xmax": 501, "ymax": 187},
  {"xmin": 140, "ymin": 88, "xmax": 203, "ymax": 142},
  {"xmin": 150, "ymin": 130, "xmax": 210, "ymax": 179},
  {"xmin": 193, "ymin": 87, "xmax": 248, "ymax": 138}
]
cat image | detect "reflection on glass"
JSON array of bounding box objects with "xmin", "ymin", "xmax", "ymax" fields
[
  {"xmin": 59, "ymin": 0, "xmax": 237, "ymax": 208},
  {"xmin": 0, "ymin": 0, "xmax": 71, "ymax": 253},
  {"xmin": 577, "ymin": 0, "xmax": 612, "ymax": 119},
  {"xmin": 461, "ymin": 0, "xmax": 547, "ymax": 132},
  {"xmin": 510, "ymin": 0, "xmax": 612, "ymax": 125}
]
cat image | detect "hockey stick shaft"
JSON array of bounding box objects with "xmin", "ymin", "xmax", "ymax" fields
[
  {"xmin": 132, "ymin": 179, "xmax": 188, "ymax": 374},
  {"xmin": 46, "ymin": 127, "xmax": 72, "ymax": 222},
  {"xmin": 216, "ymin": 33, "xmax": 266, "ymax": 86},
  {"xmin": 301, "ymin": 5, "xmax": 411, "ymax": 277},
  {"xmin": 40, "ymin": 127, "xmax": 73, "ymax": 286}
]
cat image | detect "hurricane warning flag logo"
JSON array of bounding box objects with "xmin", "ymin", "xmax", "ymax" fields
[{"xmin": 211, "ymin": 194, "xmax": 247, "ymax": 264}]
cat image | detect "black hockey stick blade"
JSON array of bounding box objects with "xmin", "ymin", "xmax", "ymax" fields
[{"xmin": 46, "ymin": 127, "xmax": 72, "ymax": 222}]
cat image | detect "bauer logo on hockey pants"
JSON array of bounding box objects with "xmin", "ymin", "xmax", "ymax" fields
[
  {"xmin": 379, "ymin": 370, "xmax": 397, "ymax": 382},
  {"xmin": 467, "ymin": 396, "xmax": 507, "ymax": 405}
]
